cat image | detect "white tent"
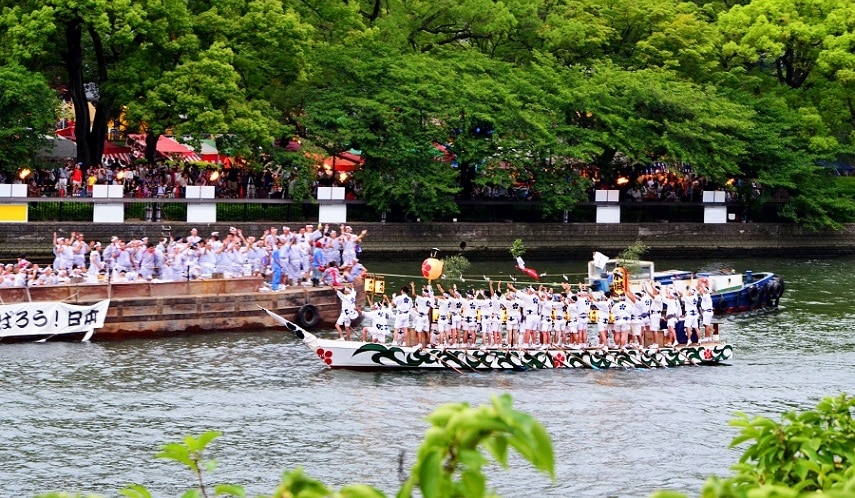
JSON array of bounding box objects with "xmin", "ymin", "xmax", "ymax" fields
[{"xmin": 38, "ymin": 136, "xmax": 77, "ymax": 160}]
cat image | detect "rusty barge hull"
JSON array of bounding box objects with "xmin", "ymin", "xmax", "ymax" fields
[{"xmin": 0, "ymin": 278, "xmax": 339, "ymax": 341}]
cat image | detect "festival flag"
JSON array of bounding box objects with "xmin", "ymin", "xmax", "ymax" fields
[{"xmin": 593, "ymin": 251, "xmax": 610, "ymax": 270}]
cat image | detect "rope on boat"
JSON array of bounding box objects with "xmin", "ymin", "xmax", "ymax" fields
[{"xmin": 366, "ymin": 271, "xmax": 588, "ymax": 282}]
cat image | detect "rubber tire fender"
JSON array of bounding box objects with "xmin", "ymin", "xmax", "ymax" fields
[
  {"xmin": 716, "ymin": 298, "xmax": 729, "ymax": 312},
  {"xmin": 747, "ymin": 285, "xmax": 759, "ymax": 302},
  {"xmin": 773, "ymin": 278, "xmax": 785, "ymax": 299},
  {"xmin": 296, "ymin": 304, "xmax": 320, "ymax": 329},
  {"xmin": 758, "ymin": 286, "xmax": 769, "ymax": 305}
]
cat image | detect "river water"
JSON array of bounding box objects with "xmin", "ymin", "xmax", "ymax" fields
[{"xmin": 1, "ymin": 256, "xmax": 853, "ymax": 497}]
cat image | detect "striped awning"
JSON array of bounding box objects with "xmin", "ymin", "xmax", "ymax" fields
[{"xmin": 102, "ymin": 153, "xmax": 133, "ymax": 165}]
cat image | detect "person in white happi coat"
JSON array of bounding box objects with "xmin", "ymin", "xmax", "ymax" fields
[
  {"xmin": 71, "ymin": 233, "xmax": 88, "ymax": 269},
  {"xmin": 86, "ymin": 242, "xmax": 105, "ymax": 282},
  {"xmin": 52, "ymin": 233, "xmax": 74, "ymax": 270},
  {"xmin": 391, "ymin": 286, "xmax": 413, "ymax": 346},
  {"xmin": 591, "ymin": 291, "xmax": 613, "ymax": 349},
  {"xmin": 681, "ymin": 287, "xmax": 701, "ymax": 344},
  {"xmin": 411, "ymin": 283, "xmax": 434, "ymax": 348},
  {"xmin": 196, "ymin": 240, "xmax": 217, "ymax": 278},
  {"xmin": 340, "ymin": 226, "xmax": 367, "ymax": 265},
  {"xmin": 361, "ymin": 298, "xmax": 393, "ymax": 343},
  {"xmin": 574, "ymin": 286, "xmax": 592, "ymax": 348},
  {"xmin": 697, "ymin": 279, "xmax": 715, "ymax": 342},
  {"xmin": 335, "ymin": 284, "xmax": 359, "ymax": 341},
  {"xmin": 500, "ymin": 288, "xmax": 522, "ymax": 347},
  {"xmin": 508, "ymin": 283, "xmax": 540, "ymax": 348},
  {"xmin": 537, "ymin": 288, "xmax": 555, "ymax": 348},
  {"xmin": 647, "ymin": 283, "xmax": 664, "ymax": 346},
  {"xmin": 433, "ymin": 286, "xmax": 453, "ymax": 346}
]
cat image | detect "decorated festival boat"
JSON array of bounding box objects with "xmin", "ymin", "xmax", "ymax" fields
[
  {"xmin": 0, "ymin": 277, "xmax": 344, "ymax": 342},
  {"xmin": 586, "ymin": 255, "xmax": 784, "ymax": 314},
  {"xmin": 261, "ymin": 307, "xmax": 733, "ymax": 371}
]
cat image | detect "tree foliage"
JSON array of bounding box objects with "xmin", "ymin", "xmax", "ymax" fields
[
  {"xmin": 652, "ymin": 394, "xmax": 855, "ymax": 498},
  {"xmin": 3, "ymin": 0, "xmax": 855, "ymax": 226},
  {"xmin": 0, "ymin": 64, "xmax": 58, "ymax": 174}
]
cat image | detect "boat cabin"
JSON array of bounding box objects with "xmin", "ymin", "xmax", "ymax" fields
[{"xmin": 587, "ymin": 259, "xmax": 745, "ymax": 296}]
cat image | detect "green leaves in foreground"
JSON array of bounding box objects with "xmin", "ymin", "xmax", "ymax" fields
[
  {"xmin": 398, "ymin": 393, "xmax": 555, "ymax": 498},
  {"xmin": 651, "ymin": 394, "xmax": 855, "ymax": 498}
]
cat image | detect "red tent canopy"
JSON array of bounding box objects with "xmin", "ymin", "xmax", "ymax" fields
[
  {"xmin": 127, "ymin": 134, "xmax": 202, "ymax": 162},
  {"xmin": 102, "ymin": 141, "xmax": 134, "ymax": 165},
  {"xmin": 322, "ymin": 151, "xmax": 364, "ymax": 172}
]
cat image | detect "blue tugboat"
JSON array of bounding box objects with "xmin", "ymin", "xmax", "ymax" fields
[{"xmin": 587, "ymin": 258, "xmax": 784, "ymax": 314}]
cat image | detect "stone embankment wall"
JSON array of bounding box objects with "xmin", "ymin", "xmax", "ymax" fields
[{"xmin": 3, "ymin": 222, "xmax": 855, "ymax": 261}]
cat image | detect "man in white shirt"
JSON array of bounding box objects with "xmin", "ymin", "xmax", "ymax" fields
[{"xmin": 335, "ymin": 284, "xmax": 359, "ymax": 341}]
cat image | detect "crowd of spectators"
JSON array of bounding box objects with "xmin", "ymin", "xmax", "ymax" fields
[
  {"xmin": 19, "ymin": 158, "xmax": 305, "ymax": 200},
  {"xmin": 0, "ymin": 223, "xmax": 369, "ymax": 290},
  {"xmin": 9, "ymin": 158, "xmax": 753, "ymax": 204}
]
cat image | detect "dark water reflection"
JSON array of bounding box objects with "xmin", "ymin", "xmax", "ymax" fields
[{"xmin": 1, "ymin": 257, "xmax": 853, "ymax": 497}]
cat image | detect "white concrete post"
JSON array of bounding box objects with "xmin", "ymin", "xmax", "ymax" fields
[
  {"xmin": 595, "ymin": 189, "xmax": 621, "ymax": 223},
  {"xmin": 703, "ymin": 190, "xmax": 727, "ymax": 224},
  {"xmin": 186, "ymin": 186, "xmax": 217, "ymax": 223},
  {"xmin": 0, "ymin": 184, "xmax": 28, "ymax": 223},
  {"xmin": 318, "ymin": 186, "xmax": 347, "ymax": 224},
  {"xmin": 92, "ymin": 184, "xmax": 126, "ymax": 223}
]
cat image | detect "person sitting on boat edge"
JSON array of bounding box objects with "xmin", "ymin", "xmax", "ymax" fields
[
  {"xmin": 341, "ymin": 258, "xmax": 366, "ymax": 284},
  {"xmin": 335, "ymin": 283, "xmax": 359, "ymax": 341},
  {"xmin": 361, "ymin": 297, "xmax": 393, "ymax": 343}
]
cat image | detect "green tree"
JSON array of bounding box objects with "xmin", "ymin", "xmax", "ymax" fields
[
  {"xmin": 0, "ymin": 64, "xmax": 59, "ymax": 176},
  {"xmin": 563, "ymin": 63, "xmax": 751, "ymax": 183}
]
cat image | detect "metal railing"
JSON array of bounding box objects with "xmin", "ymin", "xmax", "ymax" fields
[{"xmin": 10, "ymin": 196, "xmax": 786, "ymax": 223}]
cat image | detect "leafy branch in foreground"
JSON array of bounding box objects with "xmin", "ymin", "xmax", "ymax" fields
[
  {"xmin": 652, "ymin": 394, "xmax": 855, "ymax": 498},
  {"xmin": 39, "ymin": 394, "xmax": 855, "ymax": 498},
  {"xmin": 398, "ymin": 393, "xmax": 555, "ymax": 498}
]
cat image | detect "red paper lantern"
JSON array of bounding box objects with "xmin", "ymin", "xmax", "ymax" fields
[{"xmin": 421, "ymin": 258, "xmax": 443, "ymax": 280}]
